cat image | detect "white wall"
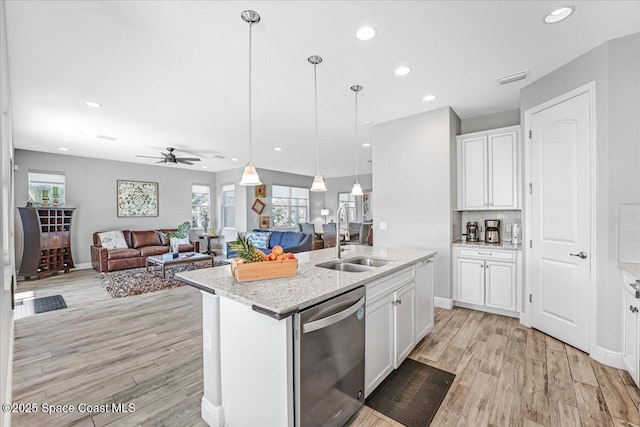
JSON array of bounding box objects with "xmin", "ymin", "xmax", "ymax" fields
[
  {"xmin": 0, "ymin": 0, "xmax": 15, "ymax": 423},
  {"xmin": 14, "ymin": 150, "xmax": 216, "ymax": 266},
  {"xmin": 460, "ymin": 108, "xmax": 520, "ymax": 134},
  {"xmin": 323, "ymin": 173, "xmax": 373, "ymax": 225},
  {"xmin": 373, "ymin": 107, "xmax": 460, "ymax": 299},
  {"xmin": 520, "ymin": 33, "xmax": 640, "ymax": 354}
]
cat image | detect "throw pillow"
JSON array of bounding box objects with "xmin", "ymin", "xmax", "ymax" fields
[
  {"xmin": 248, "ymin": 231, "xmax": 272, "ymax": 250},
  {"xmin": 98, "ymin": 230, "xmax": 128, "ymax": 250}
]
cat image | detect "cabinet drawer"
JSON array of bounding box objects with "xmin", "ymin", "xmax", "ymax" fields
[
  {"xmin": 457, "ymin": 247, "xmax": 515, "ymax": 261},
  {"xmin": 366, "ymin": 266, "xmax": 414, "ymax": 303}
]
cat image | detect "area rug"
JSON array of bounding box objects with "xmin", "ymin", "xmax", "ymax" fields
[
  {"xmin": 365, "ymin": 358, "xmax": 455, "ymax": 427},
  {"xmin": 97, "ymin": 260, "xmax": 225, "ymax": 298},
  {"xmin": 15, "ymin": 295, "xmax": 67, "ymax": 319}
]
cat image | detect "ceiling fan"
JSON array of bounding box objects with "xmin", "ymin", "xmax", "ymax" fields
[{"xmin": 136, "ymin": 147, "xmax": 201, "ymax": 165}]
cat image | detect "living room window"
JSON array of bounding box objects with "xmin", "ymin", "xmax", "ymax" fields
[
  {"xmin": 338, "ymin": 192, "xmax": 357, "ymax": 222},
  {"xmin": 272, "ymin": 185, "xmax": 308, "ymax": 228},
  {"xmin": 222, "ymin": 184, "xmax": 235, "ymax": 229},
  {"xmin": 28, "ymin": 171, "xmax": 65, "ymax": 205},
  {"xmin": 191, "ymin": 184, "xmax": 210, "ymax": 229}
]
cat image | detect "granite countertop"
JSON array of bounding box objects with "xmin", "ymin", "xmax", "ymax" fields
[
  {"xmin": 175, "ymin": 245, "xmax": 436, "ymax": 320},
  {"xmin": 452, "ymin": 240, "xmax": 522, "ymax": 251},
  {"xmin": 620, "ymin": 263, "xmax": 640, "ymax": 279}
]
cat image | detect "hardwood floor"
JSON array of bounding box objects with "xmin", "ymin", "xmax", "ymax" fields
[{"xmin": 11, "ymin": 269, "xmax": 640, "ymax": 426}]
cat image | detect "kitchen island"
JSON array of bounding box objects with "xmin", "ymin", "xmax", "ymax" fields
[{"xmin": 176, "ymin": 245, "xmax": 436, "ymax": 427}]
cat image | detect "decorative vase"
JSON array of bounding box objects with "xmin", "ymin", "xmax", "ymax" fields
[{"xmin": 170, "ymin": 238, "xmax": 180, "ymax": 254}]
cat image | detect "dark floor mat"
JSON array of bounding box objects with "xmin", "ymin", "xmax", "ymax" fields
[
  {"xmin": 15, "ymin": 295, "xmax": 67, "ymax": 318},
  {"xmin": 365, "ymin": 358, "xmax": 455, "ymax": 427}
]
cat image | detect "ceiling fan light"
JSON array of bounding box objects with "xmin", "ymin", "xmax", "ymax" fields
[
  {"xmin": 351, "ymin": 182, "xmax": 363, "ymax": 196},
  {"xmin": 239, "ymin": 162, "xmax": 262, "ymax": 186},
  {"xmin": 310, "ymin": 175, "xmax": 328, "ymax": 192}
]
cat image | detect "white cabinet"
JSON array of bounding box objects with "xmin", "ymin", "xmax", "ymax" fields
[
  {"xmin": 457, "ymin": 125, "xmax": 520, "ymax": 210},
  {"xmin": 622, "ymin": 271, "xmax": 640, "ymax": 386},
  {"xmin": 454, "ymin": 247, "xmax": 520, "ymax": 316},
  {"xmin": 415, "ymin": 259, "xmax": 434, "ymax": 341},
  {"xmin": 365, "ymin": 259, "xmax": 434, "ymax": 397}
]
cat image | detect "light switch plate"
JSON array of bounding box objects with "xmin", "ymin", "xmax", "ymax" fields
[
  {"xmin": 203, "ymin": 329, "xmax": 212, "ymax": 351},
  {"xmin": 379, "ymin": 221, "xmax": 387, "ymax": 230}
]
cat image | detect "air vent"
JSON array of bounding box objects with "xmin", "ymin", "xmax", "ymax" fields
[
  {"xmin": 497, "ymin": 71, "xmax": 528, "ymax": 85},
  {"xmin": 96, "ymin": 135, "xmax": 117, "ymax": 141}
]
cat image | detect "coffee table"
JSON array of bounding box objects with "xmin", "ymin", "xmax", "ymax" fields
[{"xmin": 146, "ymin": 252, "xmax": 214, "ymax": 278}]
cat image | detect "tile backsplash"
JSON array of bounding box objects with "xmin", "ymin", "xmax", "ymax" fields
[
  {"xmin": 619, "ymin": 204, "xmax": 640, "ymax": 263},
  {"xmin": 453, "ymin": 210, "xmax": 522, "ymax": 242}
]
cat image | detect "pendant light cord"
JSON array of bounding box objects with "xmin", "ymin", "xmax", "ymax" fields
[
  {"xmin": 314, "ymin": 63, "xmax": 320, "ymax": 176},
  {"xmin": 248, "ymin": 21, "xmax": 253, "ymax": 163},
  {"xmin": 354, "ymin": 89, "xmax": 359, "ymax": 182}
]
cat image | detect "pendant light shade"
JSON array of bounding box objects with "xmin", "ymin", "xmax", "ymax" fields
[
  {"xmin": 351, "ymin": 85, "xmax": 363, "ymax": 196},
  {"xmin": 309, "ymin": 55, "xmax": 327, "ymax": 192},
  {"xmin": 239, "ymin": 10, "xmax": 262, "ymax": 186}
]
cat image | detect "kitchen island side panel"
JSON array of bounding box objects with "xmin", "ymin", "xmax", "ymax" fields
[{"xmin": 219, "ymin": 296, "xmax": 293, "ymax": 427}]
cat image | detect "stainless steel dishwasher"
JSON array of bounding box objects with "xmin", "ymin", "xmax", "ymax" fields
[{"xmin": 294, "ymin": 286, "xmax": 365, "ymax": 426}]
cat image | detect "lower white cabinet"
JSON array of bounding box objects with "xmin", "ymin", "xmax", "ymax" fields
[
  {"xmin": 454, "ymin": 247, "xmax": 520, "ymax": 316},
  {"xmin": 365, "ymin": 259, "xmax": 434, "ymax": 397},
  {"xmin": 622, "ymin": 271, "xmax": 640, "ymax": 386}
]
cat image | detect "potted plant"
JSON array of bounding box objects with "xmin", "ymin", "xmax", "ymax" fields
[{"xmin": 158, "ymin": 221, "xmax": 191, "ymax": 254}]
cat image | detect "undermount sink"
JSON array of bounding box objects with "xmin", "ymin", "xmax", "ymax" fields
[
  {"xmin": 343, "ymin": 257, "xmax": 392, "ymax": 267},
  {"xmin": 316, "ymin": 257, "xmax": 394, "ymax": 273}
]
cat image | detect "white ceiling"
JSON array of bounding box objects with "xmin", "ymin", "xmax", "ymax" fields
[{"xmin": 5, "ymin": 1, "xmax": 640, "ymax": 177}]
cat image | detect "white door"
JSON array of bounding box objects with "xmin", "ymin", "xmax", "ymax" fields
[
  {"xmin": 364, "ymin": 293, "xmax": 395, "ymax": 397},
  {"xmin": 623, "ymin": 292, "xmax": 639, "ymax": 385},
  {"xmin": 395, "ymin": 283, "xmax": 415, "ymax": 366},
  {"xmin": 488, "ymin": 130, "xmax": 518, "ymax": 209},
  {"xmin": 529, "ymin": 90, "xmax": 592, "ymax": 352},
  {"xmin": 459, "ymin": 136, "xmax": 488, "ymax": 210},
  {"xmin": 457, "ymin": 258, "xmax": 485, "ymax": 305},
  {"xmin": 485, "ymin": 261, "xmax": 516, "ymax": 311}
]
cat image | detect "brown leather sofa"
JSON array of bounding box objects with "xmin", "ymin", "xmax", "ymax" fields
[{"xmin": 91, "ymin": 229, "xmax": 200, "ymax": 272}]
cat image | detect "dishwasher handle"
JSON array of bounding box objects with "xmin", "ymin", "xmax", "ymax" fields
[{"xmin": 302, "ymin": 297, "xmax": 365, "ymax": 334}]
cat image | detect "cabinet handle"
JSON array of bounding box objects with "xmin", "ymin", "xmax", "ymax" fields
[
  {"xmin": 397, "ymin": 299, "xmax": 402, "ymax": 305},
  {"xmin": 631, "ymin": 305, "xmax": 638, "ymax": 314},
  {"xmin": 478, "ymin": 252, "xmax": 492, "ymax": 256}
]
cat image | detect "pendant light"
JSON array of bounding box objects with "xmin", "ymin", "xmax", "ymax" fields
[
  {"xmin": 239, "ymin": 10, "xmax": 262, "ymax": 186},
  {"xmin": 350, "ymin": 85, "xmax": 364, "ymax": 196},
  {"xmin": 309, "ymin": 55, "xmax": 327, "ymax": 192}
]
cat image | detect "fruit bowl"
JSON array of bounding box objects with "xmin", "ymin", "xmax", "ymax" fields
[{"xmin": 230, "ymin": 257, "xmax": 298, "ymax": 282}]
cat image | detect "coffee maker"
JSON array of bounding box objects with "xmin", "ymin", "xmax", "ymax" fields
[
  {"xmin": 485, "ymin": 220, "xmax": 501, "ymax": 244},
  {"xmin": 465, "ymin": 222, "xmax": 479, "ymax": 242}
]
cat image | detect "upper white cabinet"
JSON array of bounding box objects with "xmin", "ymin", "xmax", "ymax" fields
[{"xmin": 457, "ymin": 125, "xmax": 521, "ymax": 210}]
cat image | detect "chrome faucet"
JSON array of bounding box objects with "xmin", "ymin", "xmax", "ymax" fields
[{"xmin": 336, "ymin": 204, "xmax": 345, "ymax": 259}]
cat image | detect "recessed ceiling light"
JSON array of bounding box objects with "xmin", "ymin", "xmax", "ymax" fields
[
  {"xmin": 85, "ymin": 101, "xmax": 103, "ymax": 108},
  {"xmin": 231, "ymin": 158, "xmax": 239, "ymax": 162},
  {"xmin": 58, "ymin": 147, "xmax": 69, "ymax": 151},
  {"xmin": 544, "ymin": 6, "xmax": 575, "ymax": 23},
  {"xmin": 394, "ymin": 66, "xmax": 412, "ymax": 76},
  {"xmin": 274, "ymin": 147, "xmax": 282, "ymax": 152},
  {"xmin": 201, "ymin": 166, "xmax": 208, "ymax": 169},
  {"xmin": 422, "ymin": 94, "xmax": 437, "ymax": 102},
  {"xmin": 365, "ymin": 120, "xmax": 373, "ymax": 125},
  {"xmin": 362, "ymin": 143, "xmax": 371, "ymax": 147},
  {"xmin": 356, "ymin": 26, "xmax": 376, "ymax": 41}
]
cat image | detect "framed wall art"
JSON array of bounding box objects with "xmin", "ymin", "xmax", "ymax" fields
[
  {"xmin": 255, "ymin": 184, "xmax": 266, "ymax": 198},
  {"xmin": 117, "ymin": 180, "xmax": 159, "ymax": 217},
  {"xmin": 251, "ymin": 198, "xmax": 266, "ymax": 215},
  {"xmin": 259, "ymin": 215, "xmax": 270, "ymax": 229}
]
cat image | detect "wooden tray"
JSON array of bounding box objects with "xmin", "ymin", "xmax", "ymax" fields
[{"xmin": 230, "ymin": 258, "xmax": 298, "ymax": 282}]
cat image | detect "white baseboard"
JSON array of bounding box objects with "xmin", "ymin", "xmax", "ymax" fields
[
  {"xmin": 519, "ymin": 311, "xmax": 531, "ymax": 328},
  {"xmin": 591, "ymin": 345, "xmax": 624, "ymax": 369},
  {"xmin": 434, "ymin": 297, "xmax": 454, "ymax": 309},
  {"xmin": 201, "ymin": 397, "xmax": 225, "ymax": 427},
  {"xmin": 72, "ymin": 263, "xmax": 93, "ymax": 270}
]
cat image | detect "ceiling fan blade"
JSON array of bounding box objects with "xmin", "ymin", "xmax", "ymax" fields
[
  {"xmin": 176, "ymin": 159, "xmax": 194, "ymax": 165},
  {"xmin": 156, "ymin": 160, "xmax": 167, "ymax": 164},
  {"xmin": 176, "ymin": 157, "xmax": 201, "ymax": 162},
  {"xmin": 136, "ymin": 155, "xmax": 164, "ymax": 159}
]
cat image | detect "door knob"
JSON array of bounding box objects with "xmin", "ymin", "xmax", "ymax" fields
[{"xmin": 569, "ymin": 251, "xmax": 588, "ymax": 259}]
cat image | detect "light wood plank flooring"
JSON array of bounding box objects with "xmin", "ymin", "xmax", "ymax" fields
[{"xmin": 11, "ymin": 269, "xmax": 640, "ymax": 426}]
